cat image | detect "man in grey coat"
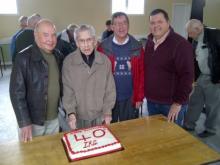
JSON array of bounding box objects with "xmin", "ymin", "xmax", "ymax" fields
[{"xmin": 62, "ymin": 24, "xmax": 116, "ymax": 129}]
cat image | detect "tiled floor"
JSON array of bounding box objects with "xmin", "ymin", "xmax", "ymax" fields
[
  {"xmin": 0, "ymin": 67, "xmax": 18, "ymax": 143},
  {"xmin": 0, "ymin": 66, "xmax": 220, "ymax": 156}
]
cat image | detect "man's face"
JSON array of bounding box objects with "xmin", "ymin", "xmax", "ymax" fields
[
  {"xmin": 112, "ymin": 15, "xmax": 129, "ymax": 42},
  {"xmin": 149, "ymin": 13, "xmax": 170, "ymax": 40},
  {"xmin": 187, "ymin": 29, "xmax": 200, "ymax": 40},
  {"xmin": 76, "ymin": 30, "xmax": 96, "ymax": 56},
  {"xmin": 35, "ymin": 23, "xmax": 57, "ymax": 53},
  {"xmin": 106, "ymin": 24, "xmax": 112, "ymax": 31}
]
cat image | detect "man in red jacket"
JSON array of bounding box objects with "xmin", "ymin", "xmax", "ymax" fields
[
  {"xmin": 144, "ymin": 9, "xmax": 194, "ymax": 126},
  {"xmin": 98, "ymin": 12, "xmax": 144, "ymax": 122}
]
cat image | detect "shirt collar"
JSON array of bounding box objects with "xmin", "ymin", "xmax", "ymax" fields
[
  {"xmin": 73, "ymin": 49, "xmax": 104, "ymax": 65},
  {"xmin": 153, "ymin": 30, "xmax": 170, "ymax": 50},
  {"xmin": 113, "ymin": 35, "xmax": 129, "ymax": 45},
  {"xmin": 153, "ymin": 29, "xmax": 170, "ymax": 44}
]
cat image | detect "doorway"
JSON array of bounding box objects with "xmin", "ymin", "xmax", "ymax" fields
[{"xmin": 172, "ymin": 3, "xmax": 191, "ymax": 38}]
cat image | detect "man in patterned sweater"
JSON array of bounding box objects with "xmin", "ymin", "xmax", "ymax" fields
[{"xmin": 98, "ymin": 12, "xmax": 144, "ymax": 122}]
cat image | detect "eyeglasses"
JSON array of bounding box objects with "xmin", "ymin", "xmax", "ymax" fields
[
  {"xmin": 78, "ymin": 37, "xmax": 94, "ymax": 45},
  {"xmin": 113, "ymin": 21, "xmax": 128, "ymax": 27}
]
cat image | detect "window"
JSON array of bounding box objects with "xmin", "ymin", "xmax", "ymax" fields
[
  {"xmin": 0, "ymin": 0, "xmax": 17, "ymax": 14},
  {"xmin": 112, "ymin": 0, "xmax": 144, "ymax": 15}
]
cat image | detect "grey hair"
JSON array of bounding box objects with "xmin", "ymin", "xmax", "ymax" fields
[
  {"xmin": 19, "ymin": 16, "xmax": 27, "ymax": 24},
  {"xmin": 185, "ymin": 19, "xmax": 204, "ymax": 32},
  {"xmin": 74, "ymin": 24, "xmax": 96, "ymax": 41},
  {"xmin": 18, "ymin": 16, "xmax": 28, "ymax": 28},
  {"xmin": 67, "ymin": 24, "xmax": 79, "ymax": 33},
  {"xmin": 27, "ymin": 13, "xmax": 41, "ymax": 29},
  {"xmin": 112, "ymin": 12, "xmax": 129, "ymax": 25}
]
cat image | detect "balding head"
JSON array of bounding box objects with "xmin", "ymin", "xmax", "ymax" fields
[
  {"xmin": 27, "ymin": 13, "xmax": 41, "ymax": 29},
  {"xmin": 34, "ymin": 19, "xmax": 56, "ymax": 33},
  {"xmin": 34, "ymin": 19, "xmax": 57, "ymax": 53},
  {"xmin": 186, "ymin": 19, "xmax": 204, "ymax": 40}
]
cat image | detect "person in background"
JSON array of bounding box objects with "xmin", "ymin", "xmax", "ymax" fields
[
  {"xmin": 144, "ymin": 9, "xmax": 194, "ymax": 126},
  {"xmin": 13, "ymin": 13, "xmax": 41, "ymax": 62},
  {"xmin": 184, "ymin": 19, "xmax": 220, "ymax": 137},
  {"xmin": 10, "ymin": 16, "xmax": 28, "ymax": 62},
  {"xmin": 101, "ymin": 20, "xmax": 114, "ymax": 41},
  {"xmin": 98, "ymin": 12, "xmax": 144, "ymax": 123},
  {"xmin": 10, "ymin": 19, "xmax": 63, "ymax": 142},
  {"xmin": 62, "ymin": 24, "xmax": 116, "ymax": 130},
  {"xmin": 56, "ymin": 24, "xmax": 78, "ymax": 57}
]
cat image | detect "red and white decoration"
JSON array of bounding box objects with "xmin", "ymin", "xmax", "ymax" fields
[{"xmin": 62, "ymin": 125, "xmax": 123, "ymax": 161}]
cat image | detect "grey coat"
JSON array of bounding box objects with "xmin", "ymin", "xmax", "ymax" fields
[{"xmin": 62, "ymin": 49, "xmax": 116, "ymax": 120}]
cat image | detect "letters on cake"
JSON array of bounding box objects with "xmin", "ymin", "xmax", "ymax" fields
[{"xmin": 62, "ymin": 125, "xmax": 123, "ymax": 161}]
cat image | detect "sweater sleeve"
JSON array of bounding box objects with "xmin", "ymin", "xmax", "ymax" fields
[
  {"xmin": 173, "ymin": 40, "xmax": 194, "ymax": 104},
  {"xmin": 136, "ymin": 48, "xmax": 145, "ymax": 102}
]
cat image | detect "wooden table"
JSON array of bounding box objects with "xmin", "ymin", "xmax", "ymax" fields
[{"xmin": 0, "ymin": 115, "xmax": 219, "ymax": 165}]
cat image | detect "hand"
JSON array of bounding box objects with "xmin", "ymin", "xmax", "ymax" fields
[
  {"xmin": 20, "ymin": 125, "xmax": 32, "ymax": 142},
  {"xmin": 104, "ymin": 115, "xmax": 112, "ymax": 124},
  {"xmin": 68, "ymin": 114, "xmax": 76, "ymax": 130},
  {"xmin": 167, "ymin": 103, "xmax": 181, "ymax": 123},
  {"xmin": 135, "ymin": 102, "xmax": 142, "ymax": 109}
]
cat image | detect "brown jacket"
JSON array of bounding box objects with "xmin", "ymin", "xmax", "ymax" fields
[{"xmin": 62, "ymin": 49, "xmax": 116, "ymax": 120}]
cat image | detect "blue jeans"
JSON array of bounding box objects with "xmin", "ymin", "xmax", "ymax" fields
[{"xmin": 147, "ymin": 101, "xmax": 188, "ymax": 126}]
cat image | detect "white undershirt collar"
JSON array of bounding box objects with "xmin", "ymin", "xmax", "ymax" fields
[{"xmin": 113, "ymin": 35, "xmax": 129, "ymax": 45}]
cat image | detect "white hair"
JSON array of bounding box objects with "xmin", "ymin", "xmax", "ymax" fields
[
  {"xmin": 185, "ymin": 19, "xmax": 204, "ymax": 32},
  {"xmin": 74, "ymin": 24, "xmax": 96, "ymax": 41}
]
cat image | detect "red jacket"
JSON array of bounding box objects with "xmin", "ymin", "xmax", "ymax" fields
[{"xmin": 97, "ymin": 35, "xmax": 144, "ymax": 105}]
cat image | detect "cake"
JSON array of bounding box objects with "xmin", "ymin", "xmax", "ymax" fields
[{"xmin": 62, "ymin": 125, "xmax": 123, "ymax": 161}]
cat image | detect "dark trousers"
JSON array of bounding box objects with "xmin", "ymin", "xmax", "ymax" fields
[{"xmin": 111, "ymin": 98, "xmax": 138, "ymax": 123}]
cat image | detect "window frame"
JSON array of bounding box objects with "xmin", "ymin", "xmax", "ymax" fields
[
  {"xmin": 112, "ymin": 0, "xmax": 145, "ymax": 15},
  {"xmin": 0, "ymin": 0, "xmax": 18, "ymax": 15}
]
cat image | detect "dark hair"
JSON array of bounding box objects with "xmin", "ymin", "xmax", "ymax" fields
[
  {"xmin": 150, "ymin": 9, "xmax": 169, "ymax": 21},
  {"xmin": 105, "ymin": 20, "xmax": 112, "ymax": 26},
  {"xmin": 112, "ymin": 12, "xmax": 129, "ymax": 25}
]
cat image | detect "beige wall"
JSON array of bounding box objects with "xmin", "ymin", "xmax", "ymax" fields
[
  {"xmin": 0, "ymin": 0, "xmax": 190, "ymax": 39},
  {"xmin": 0, "ymin": 0, "xmax": 219, "ymax": 39},
  {"xmin": 204, "ymin": 0, "xmax": 220, "ymax": 28}
]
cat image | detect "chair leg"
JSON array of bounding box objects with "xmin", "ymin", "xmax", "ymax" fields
[
  {"xmin": 0, "ymin": 47, "xmax": 6, "ymax": 69},
  {"xmin": 0, "ymin": 60, "xmax": 3, "ymax": 77}
]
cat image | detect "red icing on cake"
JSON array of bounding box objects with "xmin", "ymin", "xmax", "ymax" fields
[{"xmin": 62, "ymin": 125, "xmax": 123, "ymax": 161}]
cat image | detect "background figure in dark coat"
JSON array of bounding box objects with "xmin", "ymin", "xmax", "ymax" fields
[
  {"xmin": 101, "ymin": 20, "xmax": 113, "ymax": 41},
  {"xmin": 10, "ymin": 16, "xmax": 28, "ymax": 61},
  {"xmin": 56, "ymin": 24, "xmax": 78, "ymax": 57},
  {"xmin": 13, "ymin": 13, "xmax": 41, "ymax": 62},
  {"xmin": 184, "ymin": 19, "xmax": 220, "ymax": 138}
]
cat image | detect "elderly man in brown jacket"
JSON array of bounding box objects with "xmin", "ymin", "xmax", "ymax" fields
[{"xmin": 62, "ymin": 24, "xmax": 116, "ymax": 130}]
